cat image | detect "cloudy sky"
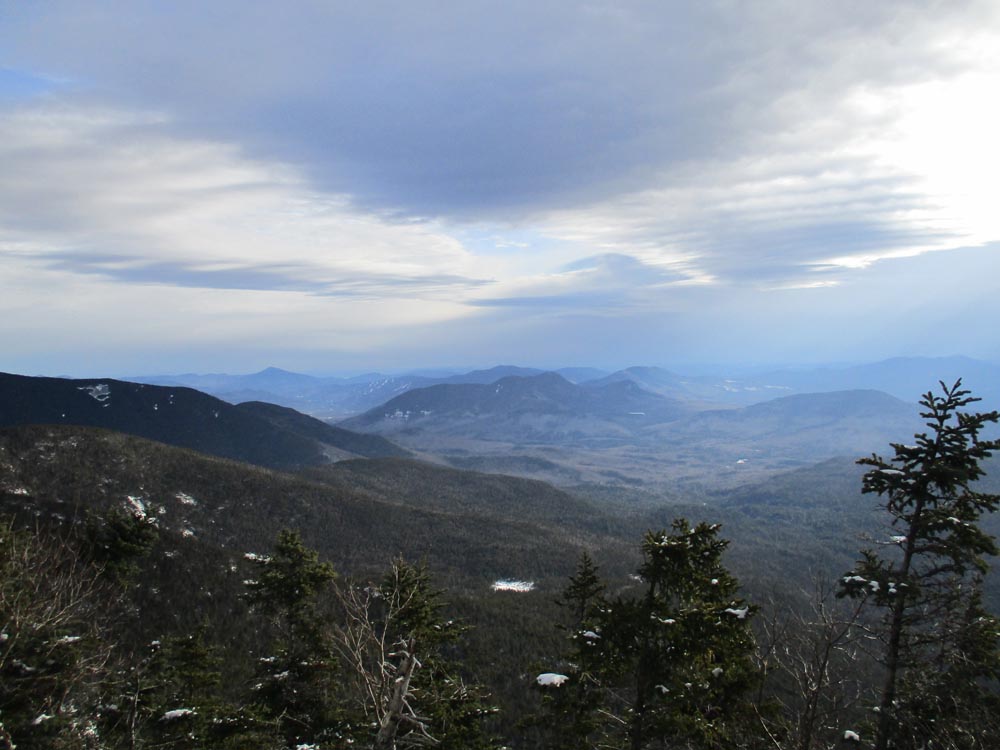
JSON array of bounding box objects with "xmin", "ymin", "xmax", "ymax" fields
[{"xmin": 2, "ymin": 1, "xmax": 999, "ymax": 376}]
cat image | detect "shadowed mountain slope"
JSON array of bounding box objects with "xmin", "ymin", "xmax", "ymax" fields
[
  {"xmin": 0, "ymin": 372, "xmax": 406, "ymax": 469},
  {"xmin": 302, "ymin": 457, "xmax": 620, "ymax": 535},
  {"xmin": 235, "ymin": 400, "xmax": 409, "ymax": 458}
]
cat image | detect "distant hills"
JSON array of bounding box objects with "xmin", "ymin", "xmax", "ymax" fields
[
  {"xmin": 589, "ymin": 366, "xmax": 793, "ymax": 407},
  {"xmin": 1, "ymin": 361, "xmax": 969, "ymax": 490},
  {"xmin": 128, "ymin": 355, "xmax": 1000, "ymax": 419},
  {"xmin": 723, "ymin": 356, "xmax": 1000, "ymax": 407},
  {"xmin": 6, "ymin": 356, "xmax": 994, "ymax": 489},
  {"xmin": 644, "ymin": 389, "xmax": 924, "ymax": 468},
  {"xmin": 590, "ymin": 356, "xmax": 1000, "ymax": 408},
  {"xmin": 0, "ymin": 372, "xmax": 406, "ymax": 469},
  {"xmin": 340, "ymin": 372, "xmax": 927, "ymax": 484},
  {"xmin": 130, "ymin": 364, "xmax": 609, "ymax": 419},
  {"xmin": 341, "ymin": 371, "xmax": 693, "ymax": 444}
]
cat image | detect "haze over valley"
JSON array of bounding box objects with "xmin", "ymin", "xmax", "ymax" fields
[{"xmin": 117, "ymin": 355, "xmax": 998, "ymax": 490}]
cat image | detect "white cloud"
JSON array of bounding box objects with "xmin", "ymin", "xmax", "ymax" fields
[
  {"xmin": 2, "ymin": 2, "xmax": 1000, "ymax": 371},
  {"xmin": 530, "ymin": 1, "xmax": 1000, "ymax": 287},
  {"xmin": 0, "ymin": 103, "xmax": 486, "ymax": 298},
  {"xmin": 0, "ymin": 103, "xmax": 489, "ymax": 371}
]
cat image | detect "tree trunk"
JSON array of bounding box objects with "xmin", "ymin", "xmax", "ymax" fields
[
  {"xmin": 874, "ymin": 495, "xmax": 925, "ymax": 750},
  {"xmin": 375, "ymin": 638, "xmax": 419, "ymax": 750}
]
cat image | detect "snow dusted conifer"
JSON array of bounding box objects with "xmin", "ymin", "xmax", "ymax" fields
[
  {"xmin": 531, "ymin": 552, "xmax": 607, "ymax": 749},
  {"xmin": 115, "ymin": 629, "xmax": 231, "ymax": 750},
  {"xmin": 243, "ymin": 529, "xmax": 341, "ymax": 748},
  {"xmin": 839, "ymin": 380, "xmax": 1000, "ymax": 750},
  {"xmin": 537, "ymin": 522, "xmax": 758, "ymax": 750}
]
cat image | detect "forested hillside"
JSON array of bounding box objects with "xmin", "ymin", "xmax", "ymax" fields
[{"xmin": 2, "ymin": 382, "xmax": 1000, "ymax": 749}]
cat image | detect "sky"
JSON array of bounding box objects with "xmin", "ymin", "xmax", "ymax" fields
[{"xmin": 2, "ymin": 1, "xmax": 1000, "ymax": 376}]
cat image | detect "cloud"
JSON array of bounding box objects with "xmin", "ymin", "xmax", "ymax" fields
[
  {"xmin": 469, "ymin": 253, "xmax": 696, "ymax": 309},
  {"xmin": 36, "ymin": 251, "xmax": 487, "ymax": 297},
  {"xmin": 533, "ymin": 23, "xmax": 1000, "ymax": 288},
  {"xmin": 3, "ymin": 3, "xmax": 998, "ymax": 254},
  {"xmin": 0, "ymin": 250, "xmax": 475, "ymax": 377},
  {"xmin": 0, "ymin": 2, "xmax": 734, "ymax": 217},
  {"xmin": 7, "ymin": 2, "xmax": 989, "ymax": 216},
  {"xmin": 1, "ymin": 2, "xmax": 1000, "ymax": 372},
  {"xmin": 0, "ymin": 103, "xmax": 488, "ymax": 300},
  {"xmin": 0, "ymin": 101, "xmax": 496, "ymax": 374}
]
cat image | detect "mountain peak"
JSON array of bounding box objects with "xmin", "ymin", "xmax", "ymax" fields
[{"xmin": 255, "ymin": 366, "xmax": 299, "ymax": 376}]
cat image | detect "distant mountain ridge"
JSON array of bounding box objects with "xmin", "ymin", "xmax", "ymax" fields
[
  {"xmin": 616, "ymin": 356, "xmax": 1000, "ymax": 407},
  {"xmin": 0, "ymin": 372, "xmax": 406, "ymax": 469},
  {"xmin": 341, "ymin": 371, "xmax": 693, "ymax": 443},
  {"xmin": 642, "ymin": 389, "xmax": 924, "ymax": 466},
  {"xmin": 589, "ymin": 366, "xmax": 792, "ymax": 406},
  {"xmin": 129, "ymin": 356, "xmax": 1000, "ymax": 420},
  {"xmin": 340, "ymin": 374, "xmax": 929, "ymax": 486},
  {"xmin": 130, "ymin": 365, "xmax": 613, "ymax": 418},
  {"xmin": 751, "ymin": 356, "xmax": 1000, "ymax": 406}
]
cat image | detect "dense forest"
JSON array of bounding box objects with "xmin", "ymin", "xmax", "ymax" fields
[{"xmin": 3, "ymin": 382, "xmax": 1000, "ymax": 749}]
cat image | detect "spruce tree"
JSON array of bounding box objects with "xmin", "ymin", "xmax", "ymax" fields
[
  {"xmin": 537, "ymin": 522, "xmax": 759, "ymax": 750},
  {"xmin": 137, "ymin": 630, "xmax": 232, "ymax": 750},
  {"xmin": 83, "ymin": 502, "xmax": 158, "ymax": 584},
  {"xmin": 243, "ymin": 529, "xmax": 341, "ymax": 749},
  {"xmin": 560, "ymin": 551, "xmax": 605, "ymax": 627},
  {"xmin": 839, "ymin": 380, "xmax": 1000, "ymax": 750},
  {"xmin": 532, "ymin": 552, "xmax": 606, "ymax": 750}
]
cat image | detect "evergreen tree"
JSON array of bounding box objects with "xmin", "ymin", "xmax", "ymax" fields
[
  {"xmin": 559, "ymin": 551, "xmax": 605, "ymax": 627},
  {"xmin": 98, "ymin": 629, "xmax": 268, "ymax": 750},
  {"xmin": 839, "ymin": 380, "xmax": 1000, "ymax": 750},
  {"xmin": 243, "ymin": 529, "xmax": 341, "ymax": 749},
  {"xmin": 537, "ymin": 522, "xmax": 759, "ymax": 750},
  {"xmin": 137, "ymin": 630, "xmax": 235, "ymax": 750},
  {"xmin": 531, "ymin": 552, "xmax": 606, "ymax": 750},
  {"xmin": 83, "ymin": 502, "xmax": 158, "ymax": 584}
]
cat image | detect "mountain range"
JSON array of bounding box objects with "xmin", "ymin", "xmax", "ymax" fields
[
  {"xmin": 0, "ymin": 367, "xmax": 948, "ymax": 489},
  {"xmin": 0, "ymin": 372, "xmax": 406, "ymax": 469},
  {"xmin": 130, "ymin": 365, "xmax": 606, "ymax": 419},
  {"xmin": 340, "ymin": 373, "xmax": 927, "ymax": 487},
  {"xmin": 643, "ymin": 389, "xmax": 924, "ymax": 465},
  {"xmin": 127, "ymin": 355, "xmax": 1000, "ymax": 419}
]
